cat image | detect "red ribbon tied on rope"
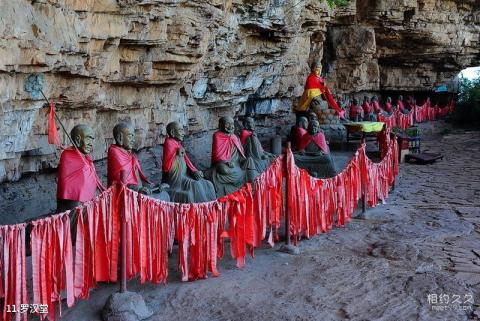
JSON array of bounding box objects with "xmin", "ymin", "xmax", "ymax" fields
[{"xmin": 47, "ymin": 100, "xmax": 61, "ymax": 146}]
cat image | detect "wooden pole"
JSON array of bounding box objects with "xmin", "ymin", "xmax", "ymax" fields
[
  {"xmin": 391, "ymin": 133, "xmax": 396, "ymax": 191},
  {"xmin": 120, "ymin": 170, "xmax": 127, "ymax": 293},
  {"xmin": 361, "ymin": 134, "xmax": 366, "ymax": 214},
  {"xmin": 362, "ymin": 189, "xmax": 366, "ymax": 214},
  {"xmin": 285, "ymin": 142, "xmax": 291, "ymax": 245}
]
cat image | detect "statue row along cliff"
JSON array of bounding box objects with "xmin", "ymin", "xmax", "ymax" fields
[{"xmin": 55, "ymin": 116, "xmax": 276, "ymax": 218}]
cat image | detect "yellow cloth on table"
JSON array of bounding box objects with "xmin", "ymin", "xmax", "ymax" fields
[{"xmin": 344, "ymin": 122, "xmax": 385, "ymax": 133}]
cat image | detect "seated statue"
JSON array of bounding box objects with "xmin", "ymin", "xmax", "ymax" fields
[
  {"xmin": 108, "ymin": 122, "xmax": 169, "ymax": 201},
  {"xmin": 371, "ymin": 96, "xmax": 382, "ymax": 115},
  {"xmin": 289, "ymin": 116, "xmax": 308, "ymax": 151},
  {"xmin": 406, "ymin": 95, "xmax": 416, "ymax": 111},
  {"xmin": 349, "ymin": 98, "xmax": 364, "ymax": 122},
  {"xmin": 362, "ymin": 96, "xmax": 377, "ymax": 121},
  {"xmin": 396, "ymin": 95, "xmax": 407, "ymax": 114},
  {"xmin": 240, "ymin": 116, "xmax": 274, "ymax": 177},
  {"xmin": 294, "ymin": 119, "xmax": 336, "ymax": 178},
  {"xmin": 208, "ymin": 116, "xmax": 249, "ymax": 197},
  {"xmin": 57, "ymin": 124, "xmax": 104, "ymax": 213},
  {"xmin": 55, "ymin": 124, "xmax": 105, "ymax": 242},
  {"xmin": 162, "ymin": 121, "xmax": 216, "ymax": 203},
  {"xmin": 384, "ymin": 97, "xmax": 393, "ymax": 114}
]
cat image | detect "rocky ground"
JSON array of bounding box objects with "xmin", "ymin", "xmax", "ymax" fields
[{"xmin": 52, "ymin": 120, "xmax": 480, "ymax": 321}]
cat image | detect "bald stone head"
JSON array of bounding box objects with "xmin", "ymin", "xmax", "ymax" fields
[
  {"xmin": 71, "ymin": 124, "xmax": 94, "ymax": 155},
  {"xmin": 113, "ymin": 122, "xmax": 135, "ymax": 151},
  {"xmin": 219, "ymin": 116, "xmax": 234, "ymax": 134},
  {"xmin": 307, "ymin": 111, "xmax": 318, "ymax": 123},
  {"xmin": 166, "ymin": 121, "xmax": 185, "ymax": 142},
  {"xmin": 243, "ymin": 116, "xmax": 255, "ymax": 132},
  {"xmin": 297, "ymin": 116, "xmax": 308, "ymax": 130},
  {"xmin": 308, "ymin": 119, "xmax": 320, "ymax": 135},
  {"xmin": 310, "ymin": 61, "xmax": 321, "ymax": 76}
]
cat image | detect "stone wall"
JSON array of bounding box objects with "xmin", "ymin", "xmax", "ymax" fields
[
  {"xmin": 0, "ymin": 0, "xmax": 332, "ymax": 182},
  {"xmin": 0, "ymin": 0, "xmax": 479, "ymax": 183}
]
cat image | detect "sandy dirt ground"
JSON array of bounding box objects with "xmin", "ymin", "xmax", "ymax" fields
[{"xmin": 53, "ymin": 121, "xmax": 480, "ymax": 321}]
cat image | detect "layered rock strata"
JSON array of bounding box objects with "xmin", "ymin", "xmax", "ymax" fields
[{"xmin": 0, "ymin": 0, "xmax": 479, "ymax": 183}]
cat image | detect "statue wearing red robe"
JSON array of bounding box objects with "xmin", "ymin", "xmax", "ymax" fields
[
  {"xmin": 397, "ymin": 97, "xmax": 406, "ymax": 113},
  {"xmin": 349, "ymin": 100, "xmax": 364, "ymax": 121},
  {"xmin": 209, "ymin": 118, "xmax": 249, "ymax": 197},
  {"xmin": 57, "ymin": 147, "xmax": 104, "ymax": 203},
  {"xmin": 162, "ymin": 135, "xmax": 216, "ymax": 203},
  {"xmin": 293, "ymin": 119, "xmax": 336, "ymax": 178},
  {"xmin": 107, "ymin": 144, "xmax": 150, "ymax": 187},
  {"xmin": 240, "ymin": 125, "xmax": 274, "ymax": 178},
  {"xmin": 297, "ymin": 131, "xmax": 330, "ymax": 154},
  {"xmin": 384, "ymin": 101, "xmax": 393, "ymax": 113},
  {"xmin": 295, "ymin": 64, "xmax": 344, "ymax": 118}
]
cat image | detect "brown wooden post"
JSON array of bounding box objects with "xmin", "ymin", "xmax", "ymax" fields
[
  {"xmin": 120, "ymin": 170, "xmax": 127, "ymax": 293},
  {"xmin": 362, "ymin": 192, "xmax": 367, "ymax": 213},
  {"xmin": 284, "ymin": 142, "xmax": 291, "ymax": 245},
  {"xmin": 361, "ymin": 134, "xmax": 367, "ymax": 214},
  {"xmin": 391, "ymin": 133, "xmax": 396, "ymax": 191}
]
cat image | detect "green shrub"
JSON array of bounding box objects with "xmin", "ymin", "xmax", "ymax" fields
[
  {"xmin": 325, "ymin": 0, "xmax": 350, "ymax": 7},
  {"xmin": 453, "ymin": 76, "xmax": 480, "ymax": 127}
]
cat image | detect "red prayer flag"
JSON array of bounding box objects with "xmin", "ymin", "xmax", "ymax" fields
[
  {"xmin": 0, "ymin": 224, "xmax": 28, "ymax": 321},
  {"xmin": 48, "ymin": 101, "xmax": 61, "ymax": 146}
]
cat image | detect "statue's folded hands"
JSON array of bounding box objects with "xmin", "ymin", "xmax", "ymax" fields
[{"xmin": 191, "ymin": 170, "xmax": 204, "ymax": 180}]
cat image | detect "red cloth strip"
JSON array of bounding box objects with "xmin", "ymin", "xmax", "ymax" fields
[
  {"xmin": 73, "ymin": 186, "xmax": 119, "ymax": 301},
  {"xmin": 31, "ymin": 212, "xmax": 74, "ymax": 321},
  {"xmin": 47, "ymin": 101, "xmax": 61, "ymax": 146},
  {"xmin": 0, "ymin": 224, "xmax": 27, "ymax": 321},
  {"xmin": 121, "ymin": 189, "xmax": 174, "ymax": 284}
]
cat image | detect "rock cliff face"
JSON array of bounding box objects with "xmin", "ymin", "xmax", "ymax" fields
[
  {"xmin": 0, "ymin": 0, "xmax": 479, "ymax": 182},
  {"xmin": 325, "ymin": 0, "xmax": 480, "ymax": 93}
]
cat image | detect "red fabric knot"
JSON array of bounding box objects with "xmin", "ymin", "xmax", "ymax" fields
[{"xmin": 47, "ymin": 100, "xmax": 61, "ymax": 146}]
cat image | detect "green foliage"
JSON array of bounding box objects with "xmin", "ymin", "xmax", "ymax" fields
[
  {"xmin": 325, "ymin": 0, "xmax": 350, "ymax": 8},
  {"xmin": 453, "ymin": 75, "xmax": 480, "ymax": 127}
]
